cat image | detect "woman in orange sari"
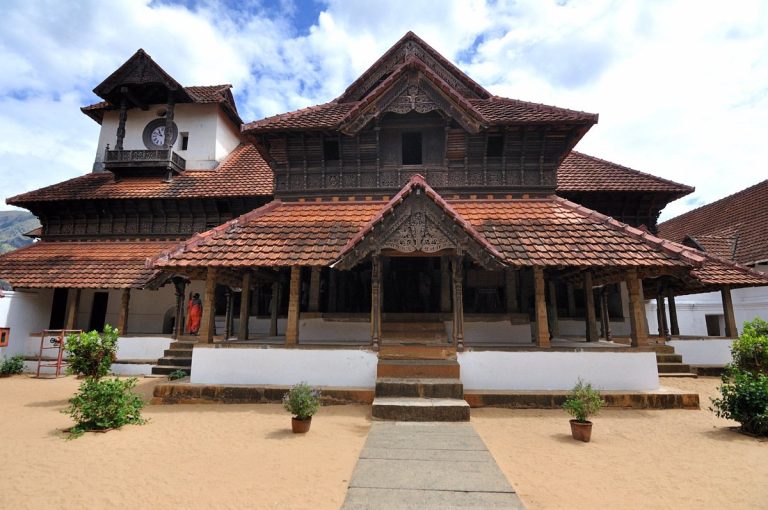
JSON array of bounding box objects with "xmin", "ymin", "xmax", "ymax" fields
[{"xmin": 186, "ymin": 293, "xmax": 202, "ymax": 335}]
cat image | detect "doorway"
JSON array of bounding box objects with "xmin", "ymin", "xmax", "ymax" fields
[
  {"xmin": 383, "ymin": 257, "xmax": 442, "ymax": 313},
  {"xmin": 89, "ymin": 292, "xmax": 109, "ymax": 332},
  {"xmin": 49, "ymin": 288, "xmax": 69, "ymax": 329}
]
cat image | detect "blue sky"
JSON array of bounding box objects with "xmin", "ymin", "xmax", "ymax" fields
[{"xmin": 1, "ymin": 0, "xmax": 767, "ymax": 221}]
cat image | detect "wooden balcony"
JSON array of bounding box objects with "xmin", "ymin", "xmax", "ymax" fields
[{"xmin": 104, "ymin": 149, "xmax": 186, "ymax": 175}]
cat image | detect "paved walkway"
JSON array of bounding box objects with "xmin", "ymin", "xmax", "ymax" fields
[{"xmin": 342, "ymin": 422, "xmax": 525, "ymax": 509}]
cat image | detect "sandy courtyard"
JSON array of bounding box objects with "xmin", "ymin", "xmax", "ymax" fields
[{"xmin": 0, "ymin": 375, "xmax": 766, "ymax": 509}]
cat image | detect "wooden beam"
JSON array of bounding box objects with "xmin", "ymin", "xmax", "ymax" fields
[
  {"xmin": 452, "ymin": 255, "xmax": 465, "ymax": 351},
  {"xmin": 584, "ymin": 272, "xmax": 598, "ymax": 342},
  {"xmin": 667, "ymin": 288, "xmax": 680, "ymax": 336},
  {"xmin": 199, "ymin": 268, "xmax": 217, "ymax": 343},
  {"xmin": 721, "ymin": 287, "xmax": 738, "ymax": 338},
  {"xmin": 64, "ymin": 288, "xmax": 81, "ymax": 331},
  {"xmin": 238, "ymin": 272, "xmax": 252, "ymax": 340},
  {"xmin": 371, "ymin": 256, "xmax": 382, "ymax": 351},
  {"xmin": 308, "ymin": 266, "xmax": 321, "ymax": 312},
  {"xmin": 285, "ymin": 266, "xmax": 301, "ymax": 345},
  {"xmin": 626, "ymin": 269, "xmax": 648, "ymax": 347},
  {"xmin": 117, "ymin": 288, "xmax": 131, "ymax": 336},
  {"xmin": 533, "ymin": 267, "xmax": 550, "ymax": 347},
  {"xmin": 269, "ymin": 280, "xmax": 280, "ymax": 337}
]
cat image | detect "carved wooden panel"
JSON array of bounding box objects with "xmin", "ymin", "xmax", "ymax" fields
[{"xmin": 381, "ymin": 207, "xmax": 455, "ymax": 253}]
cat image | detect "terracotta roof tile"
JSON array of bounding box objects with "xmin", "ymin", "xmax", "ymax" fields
[
  {"xmin": 7, "ymin": 144, "xmax": 272, "ymax": 204},
  {"xmin": 469, "ymin": 97, "xmax": 597, "ymax": 124},
  {"xmin": 658, "ymin": 180, "xmax": 768, "ymax": 265},
  {"xmin": 0, "ymin": 240, "xmax": 176, "ymax": 289},
  {"xmin": 557, "ymin": 151, "xmax": 694, "ymax": 195},
  {"xmin": 243, "ymin": 102, "xmax": 354, "ymax": 132}
]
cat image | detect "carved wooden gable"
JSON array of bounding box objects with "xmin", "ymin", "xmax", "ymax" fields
[{"xmin": 334, "ymin": 185, "xmax": 503, "ymax": 270}]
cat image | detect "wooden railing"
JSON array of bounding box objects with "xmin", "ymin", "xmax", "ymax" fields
[{"xmin": 104, "ymin": 149, "xmax": 186, "ymax": 172}]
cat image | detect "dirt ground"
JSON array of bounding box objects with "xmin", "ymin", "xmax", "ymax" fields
[{"xmin": 0, "ymin": 375, "xmax": 765, "ymax": 509}]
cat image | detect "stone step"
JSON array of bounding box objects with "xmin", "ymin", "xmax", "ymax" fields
[
  {"xmin": 649, "ymin": 345, "xmax": 675, "ymax": 354},
  {"xmin": 372, "ymin": 397, "xmax": 470, "ymax": 421},
  {"xmin": 656, "ymin": 353, "xmax": 683, "ymax": 363},
  {"xmin": 151, "ymin": 365, "xmax": 191, "ymax": 376},
  {"xmin": 659, "ymin": 372, "xmax": 698, "ymax": 378},
  {"xmin": 379, "ymin": 344, "xmax": 456, "ymax": 360},
  {"xmin": 375, "ymin": 378, "xmax": 464, "ymax": 399},
  {"xmin": 377, "ymin": 359, "xmax": 460, "ymax": 379},
  {"xmin": 382, "ymin": 322, "xmax": 446, "ymax": 332},
  {"xmin": 657, "ymin": 362, "xmax": 692, "ymax": 374},
  {"xmin": 163, "ymin": 348, "xmax": 194, "ymax": 357},
  {"xmin": 157, "ymin": 357, "xmax": 192, "ymax": 367},
  {"xmin": 382, "ymin": 331, "xmax": 448, "ymax": 342}
]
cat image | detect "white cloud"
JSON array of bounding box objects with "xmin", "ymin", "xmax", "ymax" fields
[{"xmin": 1, "ymin": 0, "xmax": 766, "ymax": 223}]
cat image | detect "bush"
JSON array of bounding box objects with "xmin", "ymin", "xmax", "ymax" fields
[
  {"xmin": 711, "ymin": 318, "xmax": 768, "ymax": 436},
  {"xmin": 282, "ymin": 382, "xmax": 321, "ymax": 420},
  {"xmin": 62, "ymin": 377, "xmax": 146, "ymax": 438},
  {"xmin": 167, "ymin": 369, "xmax": 187, "ymax": 381},
  {"xmin": 65, "ymin": 325, "xmax": 119, "ymax": 379},
  {"xmin": 0, "ymin": 355, "xmax": 25, "ymax": 376},
  {"xmin": 563, "ymin": 379, "xmax": 604, "ymax": 423}
]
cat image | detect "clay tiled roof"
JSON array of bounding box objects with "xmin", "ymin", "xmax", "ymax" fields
[
  {"xmin": 7, "ymin": 144, "xmax": 272, "ymax": 204},
  {"xmin": 243, "ymin": 103, "xmax": 354, "ymax": 132},
  {"xmin": 82, "ymin": 84, "xmax": 241, "ymax": 124},
  {"xmin": 0, "ymin": 240, "xmax": 176, "ymax": 289},
  {"xmin": 469, "ymin": 98, "xmax": 597, "ymax": 125},
  {"xmin": 151, "ymin": 192, "xmax": 698, "ymax": 270},
  {"xmin": 557, "ymin": 152, "xmax": 693, "ymax": 196},
  {"xmin": 658, "ymin": 180, "xmax": 768, "ymax": 265}
]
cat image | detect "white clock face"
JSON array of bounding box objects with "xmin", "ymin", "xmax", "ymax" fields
[{"xmin": 151, "ymin": 126, "xmax": 166, "ymax": 146}]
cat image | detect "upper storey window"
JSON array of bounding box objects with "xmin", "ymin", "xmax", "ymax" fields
[
  {"xmin": 402, "ymin": 132, "xmax": 423, "ymax": 165},
  {"xmin": 486, "ymin": 135, "xmax": 503, "ymax": 157},
  {"xmin": 323, "ymin": 138, "xmax": 340, "ymax": 161}
]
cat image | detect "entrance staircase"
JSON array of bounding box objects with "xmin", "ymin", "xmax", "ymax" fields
[
  {"xmin": 372, "ymin": 337, "xmax": 470, "ymax": 421},
  {"xmin": 151, "ymin": 339, "xmax": 196, "ymax": 376},
  {"xmin": 653, "ymin": 344, "xmax": 696, "ymax": 378}
]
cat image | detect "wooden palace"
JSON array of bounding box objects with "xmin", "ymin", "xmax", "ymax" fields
[{"xmin": 1, "ymin": 33, "xmax": 766, "ymax": 392}]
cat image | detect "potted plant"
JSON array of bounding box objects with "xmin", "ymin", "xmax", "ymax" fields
[
  {"xmin": 282, "ymin": 382, "xmax": 321, "ymax": 433},
  {"xmin": 562, "ymin": 378, "xmax": 605, "ymax": 442}
]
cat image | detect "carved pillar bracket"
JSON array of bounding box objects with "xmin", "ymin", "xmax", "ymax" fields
[
  {"xmin": 721, "ymin": 287, "xmax": 738, "ymax": 338},
  {"xmin": 452, "ymin": 255, "xmax": 465, "ymax": 351},
  {"xmin": 285, "ymin": 266, "xmax": 301, "ymax": 346},
  {"xmin": 238, "ymin": 272, "xmax": 252, "ymax": 341},
  {"xmin": 117, "ymin": 288, "xmax": 131, "ymax": 336},
  {"xmin": 533, "ymin": 267, "xmax": 550, "ymax": 348},
  {"xmin": 370, "ymin": 255, "xmax": 382, "ymax": 351},
  {"xmin": 584, "ymin": 271, "xmax": 598, "ymax": 342},
  {"xmin": 626, "ymin": 269, "xmax": 648, "ymax": 347}
]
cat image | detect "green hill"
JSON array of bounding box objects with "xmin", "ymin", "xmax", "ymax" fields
[{"xmin": 0, "ymin": 210, "xmax": 40, "ymax": 254}]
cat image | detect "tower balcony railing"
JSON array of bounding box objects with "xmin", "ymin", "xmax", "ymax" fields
[{"xmin": 104, "ymin": 148, "xmax": 186, "ymax": 174}]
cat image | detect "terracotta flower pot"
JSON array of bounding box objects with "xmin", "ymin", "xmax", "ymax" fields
[
  {"xmin": 569, "ymin": 419, "xmax": 593, "ymax": 442},
  {"xmin": 292, "ymin": 417, "xmax": 312, "ymax": 433}
]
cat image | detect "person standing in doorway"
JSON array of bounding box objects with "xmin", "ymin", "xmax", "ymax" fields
[{"xmin": 187, "ymin": 292, "xmax": 202, "ymax": 335}]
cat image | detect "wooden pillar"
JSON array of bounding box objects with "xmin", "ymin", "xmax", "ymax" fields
[
  {"xmin": 238, "ymin": 272, "xmax": 252, "ymax": 340},
  {"xmin": 269, "ymin": 280, "xmax": 280, "ymax": 336},
  {"xmin": 657, "ymin": 290, "xmax": 669, "ymax": 341},
  {"xmin": 519, "ymin": 271, "xmax": 530, "ymax": 314},
  {"xmin": 224, "ymin": 287, "xmax": 234, "ymax": 339},
  {"xmin": 533, "ymin": 267, "xmax": 550, "ymax": 347},
  {"xmin": 285, "ymin": 266, "xmax": 301, "ymax": 345},
  {"xmin": 600, "ymin": 287, "xmax": 612, "ymax": 342},
  {"xmin": 721, "ymin": 287, "xmax": 738, "ymax": 338},
  {"xmin": 172, "ymin": 278, "xmax": 186, "ymax": 340},
  {"xmin": 626, "ymin": 269, "xmax": 648, "ymax": 347},
  {"xmin": 117, "ymin": 288, "xmax": 131, "ymax": 336},
  {"xmin": 452, "ymin": 255, "xmax": 465, "ymax": 351},
  {"xmin": 370, "ymin": 256, "xmax": 382, "ymax": 351},
  {"xmin": 308, "ymin": 267, "xmax": 321, "ymax": 312},
  {"xmin": 115, "ymin": 91, "xmax": 128, "ymax": 151},
  {"xmin": 327, "ymin": 270, "xmax": 337, "ymax": 313},
  {"xmin": 667, "ymin": 288, "xmax": 680, "ymax": 336},
  {"xmin": 584, "ymin": 272, "xmax": 598, "ymax": 342},
  {"xmin": 440, "ymin": 256, "xmax": 451, "ymax": 313},
  {"xmin": 505, "ymin": 268, "xmax": 518, "ymax": 313},
  {"xmin": 566, "ymin": 283, "xmax": 576, "ymax": 318},
  {"xmin": 547, "ymin": 281, "xmax": 559, "ymax": 338},
  {"xmin": 199, "ymin": 268, "xmax": 217, "ymax": 343},
  {"xmin": 64, "ymin": 288, "xmax": 81, "ymax": 331},
  {"xmin": 164, "ymin": 94, "xmax": 176, "ymax": 149}
]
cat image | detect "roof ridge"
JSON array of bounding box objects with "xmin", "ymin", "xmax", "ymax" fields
[
  {"xmin": 148, "ymin": 200, "xmax": 283, "ymax": 268},
  {"xmin": 552, "ymin": 195, "xmax": 705, "ymax": 266},
  {"xmin": 570, "ymin": 151, "xmax": 694, "ymax": 192}
]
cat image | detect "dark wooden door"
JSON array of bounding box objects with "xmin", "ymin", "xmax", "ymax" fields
[
  {"xmin": 89, "ymin": 292, "xmax": 109, "ymax": 332},
  {"xmin": 48, "ymin": 288, "xmax": 69, "ymax": 329}
]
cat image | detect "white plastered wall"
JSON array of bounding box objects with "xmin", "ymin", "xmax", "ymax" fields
[{"xmin": 0, "ymin": 289, "xmax": 53, "ymax": 359}]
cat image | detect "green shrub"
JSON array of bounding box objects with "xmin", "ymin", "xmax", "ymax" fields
[
  {"xmin": 0, "ymin": 355, "xmax": 25, "ymax": 376},
  {"xmin": 62, "ymin": 377, "xmax": 146, "ymax": 438},
  {"xmin": 65, "ymin": 325, "xmax": 119, "ymax": 379},
  {"xmin": 711, "ymin": 368, "xmax": 768, "ymax": 436},
  {"xmin": 730, "ymin": 317, "xmax": 768, "ymax": 374},
  {"xmin": 282, "ymin": 382, "xmax": 321, "ymax": 420},
  {"xmin": 562, "ymin": 379, "xmax": 604, "ymax": 422},
  {"xmin": 167, "ymin": 369, "xmax": 187, "ymax": 381}
]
